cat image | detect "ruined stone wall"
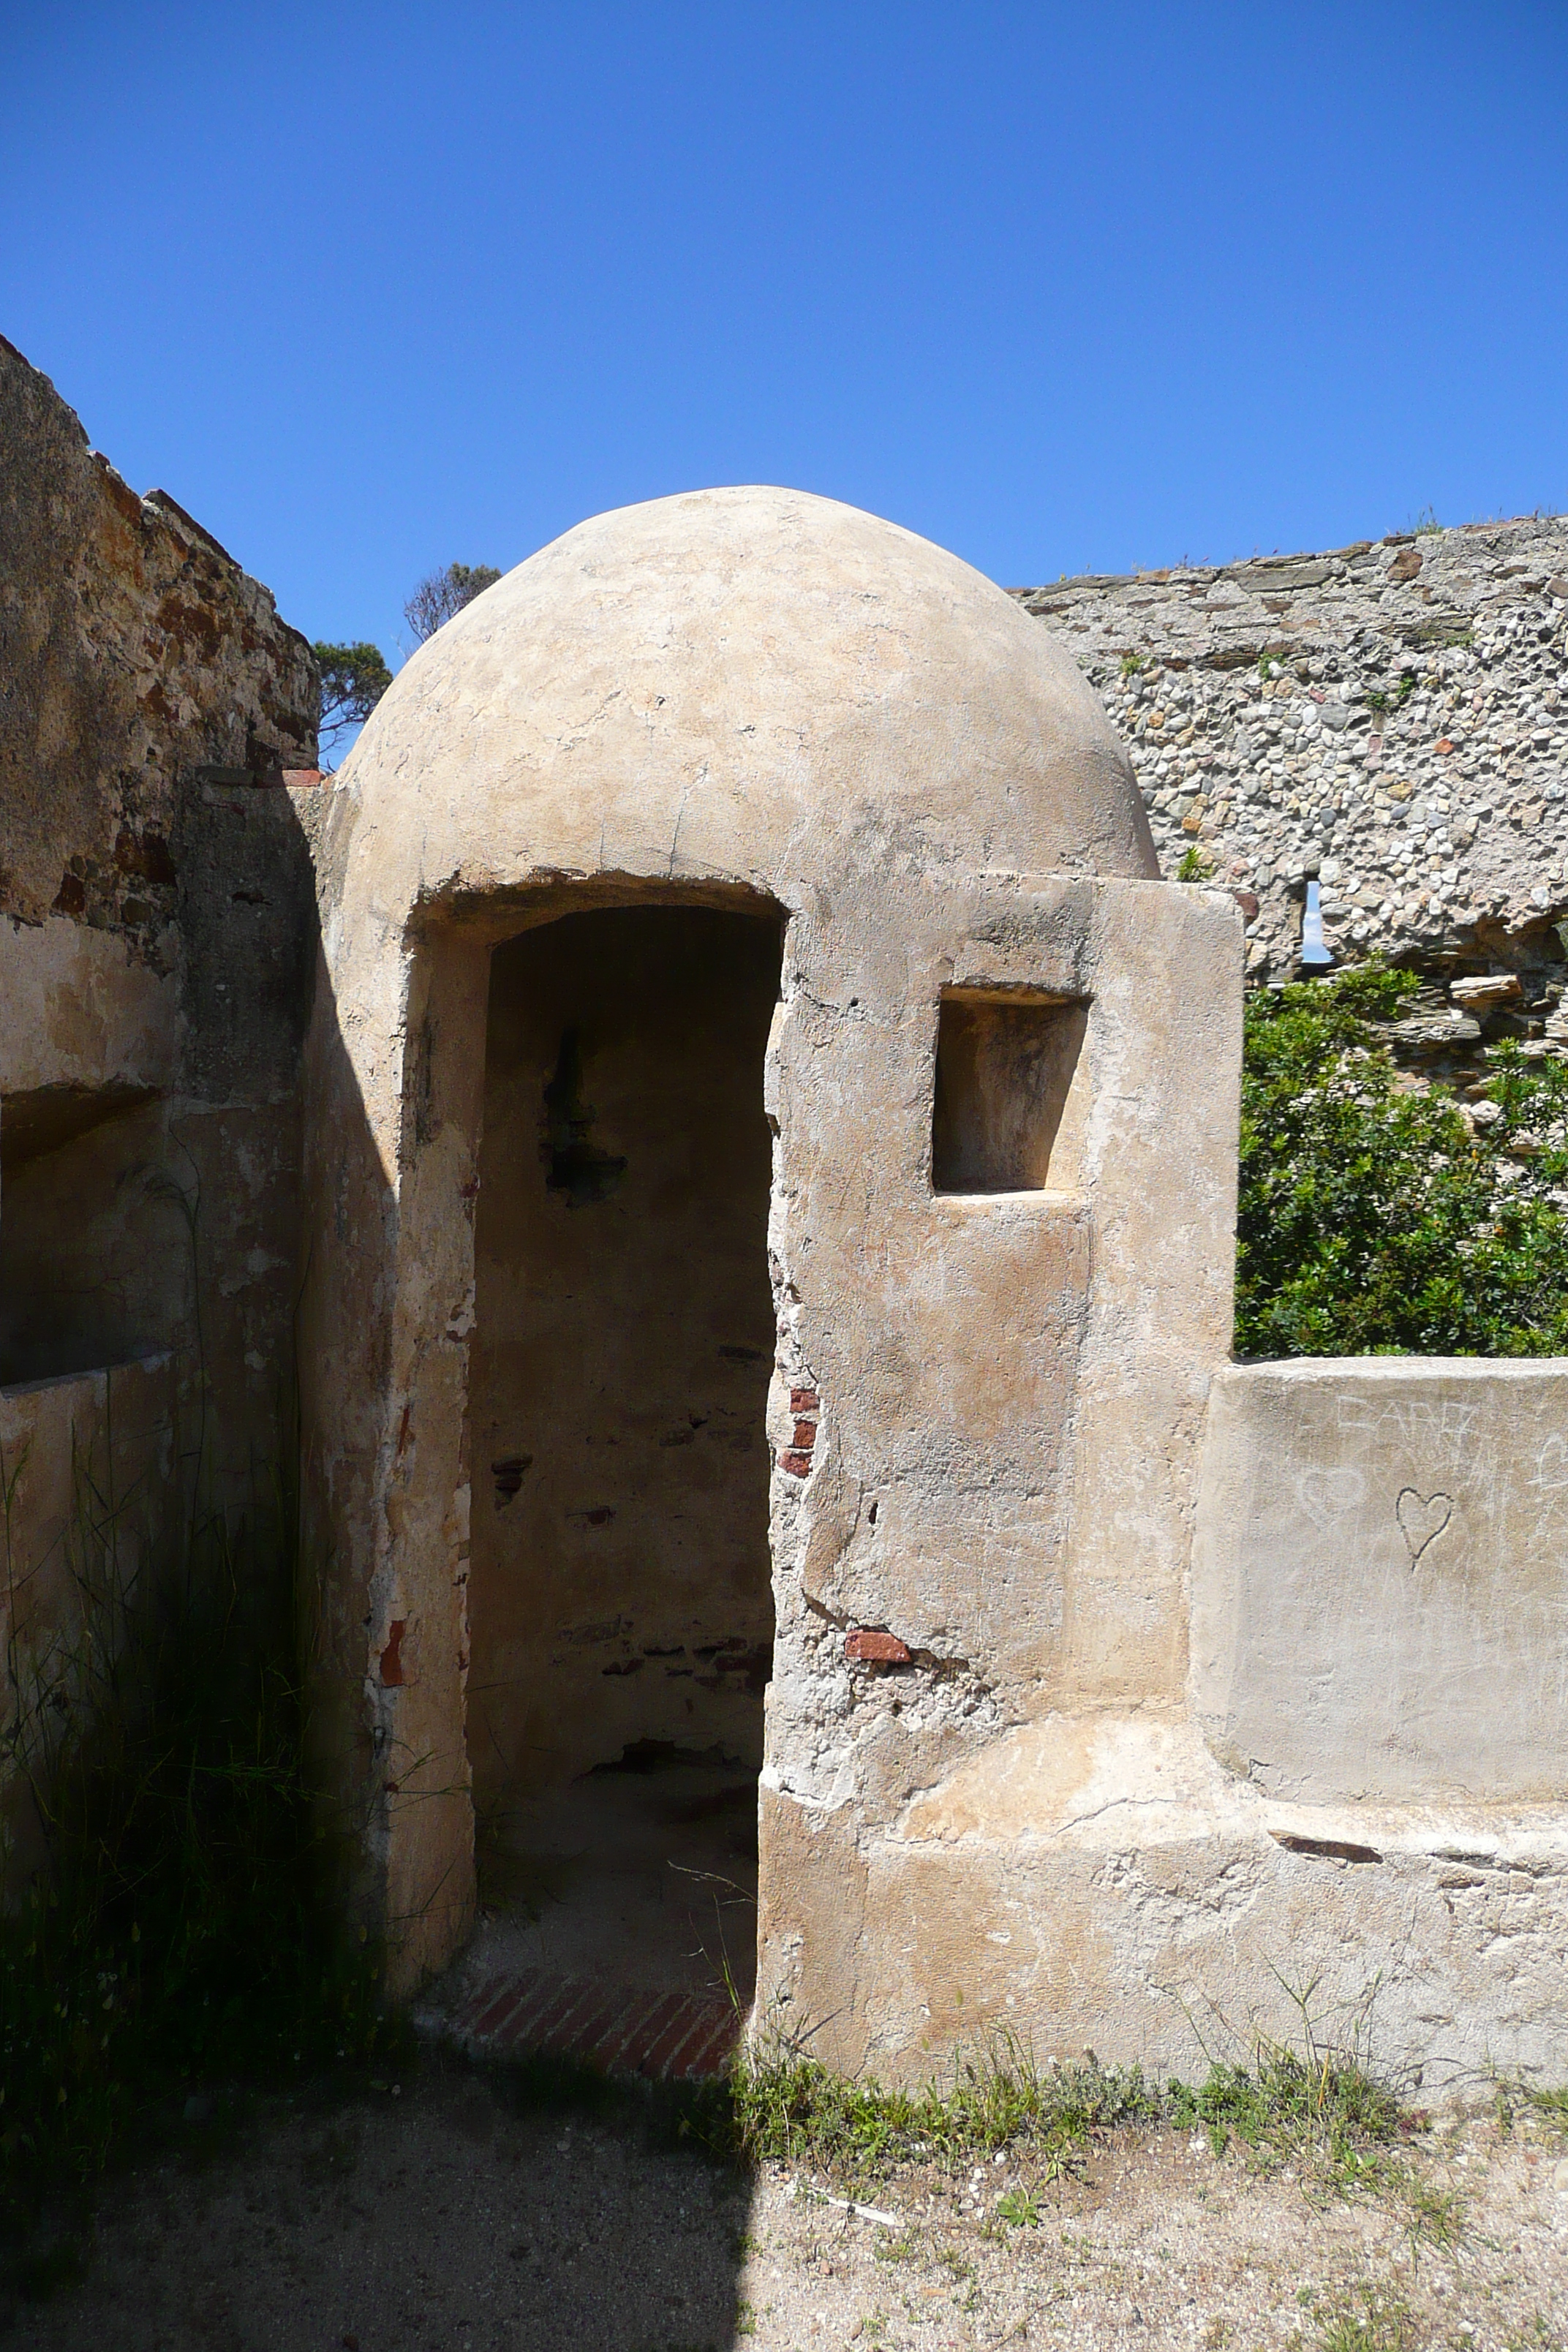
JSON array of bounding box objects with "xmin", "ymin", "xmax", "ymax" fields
[
  {"xmin": 1014, "ymin": 520, "xmax": 1568, "ymax": 1011},
  {"xmin": 0, "ymin": 342, "xmax": 321, "ymax": 1875},
  {"xmin": 0, "ymin": 332, "xmax": 316, "ymax": 930}
]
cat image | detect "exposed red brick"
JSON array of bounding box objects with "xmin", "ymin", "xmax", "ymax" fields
[
  {"xmin": 845, "ymin": 1627, "xmax": 911, "ymax": 1664},
  {"xmin": 467, "ymin": 1976, "xmax": 535, "ymax": 2041},
  {"xmin": 779, "ymin": 1449, "xmax": 814, "ymax": 1477},
  {"xmin": 557, "ymin": 1990, "xmax": 627, "ymax": 2059},
  {"xmin": 523, "ymin": 1982, "xmax": 598, "ymax": 2049},
  {"xmin": 645, "ymin": 1997, "xmax": 717, "ymax": 2079},
  {"xmin": 790, "ymin": 1387, "xmax": 819, "ymax": 1414},
  {"xmin": 497, "ymin": 1975, "xmax": 565, "ymax": 2048},
  {"xmin": 791, "ymin": 1418, "xmax": 817, "ymax": 1450},
  {"xmin": 379, "ymin": 1619, "xmax": 407, "ymax": 1686},
  {"xmin": 573, "ymin": 1989, "xmax": 642, "ymax": 2073}
]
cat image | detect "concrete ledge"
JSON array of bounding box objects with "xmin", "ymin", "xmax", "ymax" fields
[{"xmin": 756, "ymin": 1714, "xmax": 1568, "ymax": 2093}]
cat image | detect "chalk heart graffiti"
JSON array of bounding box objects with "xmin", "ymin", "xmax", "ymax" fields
[
  {"xmin": 1396, "ymin": 1486, "xmax": 1453, "ymax": 1567},
  {"xmin": 1295, "ymin": 1467, "xmax": 1365, "ymax": 1530}
]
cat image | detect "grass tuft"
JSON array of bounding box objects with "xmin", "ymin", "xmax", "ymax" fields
[
  {"xmin": 1312, "ymin": 2281, "xmax": 1418, "ymax": 2351},
  {"xmin": 1523, "ymin": 2084, "xmax": 1568, "ymax": 2134},
  {"xmin": 724, "ymin": 2025, "xmax": 1412, "ymax": 2208},
  {"xmin": 731, "ymin": 2034, "xmax": 1154, "ymax": 2185},
  {"xmin": 1168, "ymin": 2046, "xmax": 1403, "ymax": 2184}
]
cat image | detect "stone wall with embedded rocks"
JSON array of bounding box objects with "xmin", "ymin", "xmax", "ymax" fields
[
  {"xmin": 1, "ymin": 342, "xmax": 324, "ymax": 1884},
  {"xmin": 0, "ymin": 327, "xmax": 320, "ymax": 941},
  {"xmin": 1013, "ymin": 519, "xmax": 1568, "ymax": 1019},
  {"xmin": 0, "ymin": 333, "xmax": 317, "ymax": 935}
]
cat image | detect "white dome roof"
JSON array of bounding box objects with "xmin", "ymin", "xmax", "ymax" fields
[{"xmin": 336, "ymin": 487, "xmax": 1153, "ymax": 911}]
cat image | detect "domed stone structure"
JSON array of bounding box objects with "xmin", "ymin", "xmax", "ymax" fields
[
  {"xmin": 299, "ymin": 487, "xmax": 1241, "ymax": 2060},
  {"xmin": 325, "ymin": 484, "xmax": 1158, "ymax": 918},
  {"xmin": 10, "ymin": 342, "xmax": 1568, "ymax": 2097}
]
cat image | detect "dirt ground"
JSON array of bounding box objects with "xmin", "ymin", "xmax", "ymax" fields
[{"xmin": 4, "ymin": 2049, "xmax": 1566, "ymax": 2351}]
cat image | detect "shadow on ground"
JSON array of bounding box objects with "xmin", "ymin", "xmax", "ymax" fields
[{"xmin": 4, "ymin": 2048, "xmax": 750, "ymax": 2352}]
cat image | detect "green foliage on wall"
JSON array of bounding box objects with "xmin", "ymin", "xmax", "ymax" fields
[{"xmin": 1236, "ymin": 966, "xmax": 1568, "ymax": 1359}]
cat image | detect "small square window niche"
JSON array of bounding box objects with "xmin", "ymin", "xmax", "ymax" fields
[{"xmin": 931, "ymin": 990, "xmax": 1090, "ymax": 1195}]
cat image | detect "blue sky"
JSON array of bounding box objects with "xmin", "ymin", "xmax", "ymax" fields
[{"xmin": 6, "ymin": 4, "xmax": 1567, "ymax": 671}]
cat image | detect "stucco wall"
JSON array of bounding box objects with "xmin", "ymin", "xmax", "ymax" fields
[
  {"xmin": 287, "ymin": 484, "xmax": 1568, "ymax": 2082},
  {"xmin": 0, "ymin": 342, "xmax": 321, "ymax": 1888},
  {"xmin": 1192, "ymin": 1358, "xmax": 1568, "ymax": 1806},
  {"xmin": 758, "ymin": 1360, "xmax": 1568, "ymax": 2089},
  {"xmin": 295, "ymin": 488, "xmax": 1235, "ymax": 1993}
]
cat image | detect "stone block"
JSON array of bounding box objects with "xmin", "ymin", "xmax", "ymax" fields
[{"xmin": 1192, "ymin": 1358, "xmax": 1568, "ymax": 1806}]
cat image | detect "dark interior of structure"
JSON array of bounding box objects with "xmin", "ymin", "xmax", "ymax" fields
[
  {"xmin": 0, "ymin": 1086, "xmax": 173, "ymax": 1387},
  {"xmin": 466, "ymin": 900, "xmax": 782, "ymax": 2002}
]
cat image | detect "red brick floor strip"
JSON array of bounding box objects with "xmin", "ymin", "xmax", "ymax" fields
[
  {"xmin": 509, "ymin": 1980, "xmax": 596, "ymax": 2052},
  {"xmin": 571, "ymin": 1989, "xmax": 636, "ymax": 2072},
  {"xmin": 670, "ymin": 2005, "xmax": 742, "ymax": 2080},
  {"xmin": 546, "ymin": 1980, "xmax": 617, "ymax": 2049},
  {"xmin": 648, "ymin": 1994, "xmax": 730, "ymax": 2081},
  {"xmin": 453, "ymin": 1970, "xmax": 741, "ymax": 2080},
  {"xmin": 597, "ymin": 1988, "xmax": 685, "ymax": 2075},
  {"xmin": 581, "ymin": 1989, "xmax": 657, "ymax": 2073},
  {"xmin": 489, "ymin": 1972, "xmax": 560, "ymax": 2049},
  {"xmin": 557, "ymin": 1989, "xmax": 630, "ymax": 2062},
  {"xmin": 634, "ymin": 1993, "xmax": 709, "ymax": 2079},
  {"xmin": 465, "ymin": 1974, "xmax": 539, "ymax": 2041}
]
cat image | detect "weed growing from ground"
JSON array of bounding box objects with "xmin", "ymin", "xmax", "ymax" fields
[
  {"xmin": 1169, "ymin": 2046, "xmax": 1403, "ymax": 2182},
  {"xmin": 722, "ymin": 2013, "xmax": 1425, "ymax": 2242},
  {"xmin": 1311, "ymin": 2280, "xmax": 1418, "ymax": 2351},
  {"xmin": 728, "ymin": 2034, "xmax": 1158, "ymax": 2186}
]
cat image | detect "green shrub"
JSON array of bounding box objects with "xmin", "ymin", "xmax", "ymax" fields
[{"xmin": 1237, "ymin": 965, "xmax": 1568, "ymax": 1357}]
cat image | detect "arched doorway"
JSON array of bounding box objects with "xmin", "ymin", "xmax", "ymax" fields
[{"xmin": 464, "ymin": 900, "xmax": 781, "ymax": 2013}]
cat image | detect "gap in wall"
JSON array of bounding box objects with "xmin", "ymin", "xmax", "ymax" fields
[
  {"xmin": 931, "ymin": 990, "xmax": 1090, "ymax": 1194},
  {"xmin": 0, "ymin": 1087, "xmax": 174, "ymax": 1388}
]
